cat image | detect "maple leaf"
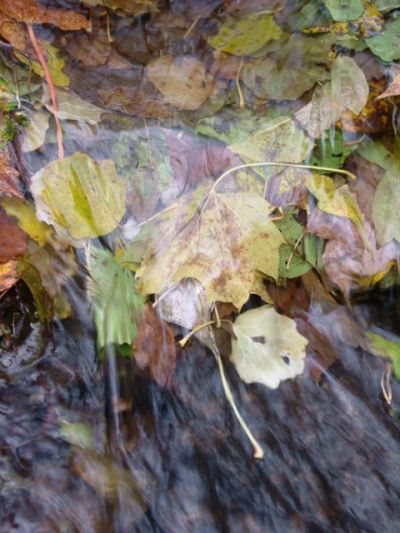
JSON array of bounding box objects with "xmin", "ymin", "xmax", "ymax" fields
[{"xmin": 136, "ymin": 190, "xmax": 284, "ymax": 308}]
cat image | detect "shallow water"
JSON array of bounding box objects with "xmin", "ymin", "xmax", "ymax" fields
[{"xmin": 1, "ymin": 1, "xmax": 400, "ymax": 531}]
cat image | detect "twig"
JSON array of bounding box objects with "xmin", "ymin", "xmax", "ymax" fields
[
  {"xmin": 184, "ymin": 15, "xmax": 201, "ymax": 40},
  {"xmin": 26, "ymin": 24, "xmax": 64, "ymax": 159},
  {"xmin": 235, "ymin": 58, "xmax": 245, "ymax": 108}
]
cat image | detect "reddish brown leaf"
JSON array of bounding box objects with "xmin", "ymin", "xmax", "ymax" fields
[
  {"xmin": 0, "ymin": 13, "xmax": 27, "ymax": 52},
  {"xmin": 0, "ymin": 259, "xmax": 18, "ymax": 292},
  {"xmin": 0, "ymin": 207, "xmax": 27, "ymax": 263},
  {"xmin": 98, "ymin": 87, "xmax": 172, "ymax": 119},
  {"xmin": 0, "ymin": 149, "xmax": 23, "ymax": 198},
  {"xmin": 132, "ymin": 304, "xmax": 177, "ymax": 388},
  {"xmin": 0, "ymin": 0, "xmax": 90, "ymax": 31},
  {"xmin": 307, "ymin": 208, "xmax": 398, "ymax": 297}
]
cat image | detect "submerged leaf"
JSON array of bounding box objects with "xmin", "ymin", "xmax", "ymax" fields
[
  {"xmin": 87, "ymin": 245, "xmax": 144, "ymax": 348},
  {"xmin": 230, "ymin": 305, "xmax": 308, "ymax": 389},
  {"xmin": 136, "ymin": 191, "xmax": 284, "ymax": 308},
  {"xmin": 146, "ymin": 56, "xmax": 217, "ymax": 111},
  {"xmin": 366, "ymin": 18, "xmax": 400, "ymax": 61},
  {"xmin": 324, "ymin": 0, "xmax": 364, "ymax": 21},
  {"xmin": 368, "ymin": 331, "xmax": 400, "ymax": 380},
  {"xmin": 372, "ymin": 165, "xmax": 400, "ymax": 245},
  {"xmin": 208, "ymin": 12, "xmax": 281, "ymax": 56},
  {"xmin": 0, "ymin": 259, "xmax": 18, "ymax": 292},
  {"xmin": 31, "ymin": 152, "xmax": 126, "ymax": 242}
]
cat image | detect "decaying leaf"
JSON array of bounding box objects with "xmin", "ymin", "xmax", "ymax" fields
[
  {"xmin": 377, "ymin": 73, "xmax": 400, "ymax": 99},
  {"xmin": 15, "ymin": 42, "xmax": 70, "ymax": 88},
  {"xmin": 1, "ymin": 197, "xmax": 52, "ymax": 246},
  {"xmin": 43, "ymin": 88, "xmax": 104, "ymax": 125},
  {"xmin": 296, "ymin": 56, "xmax": 369, "ymax": 138},
  {"xmin": 136, "ymin": 191, "xmax": 285, "ymax": 308},
  {"xmin": 367, "ymin": 331, "xmax": 400, "ymax": 380},
  {"xmin": 132, "ymin": 304, "xmax": 177, "ymax": 387},
  {"xmin": 242, "ymin": 33, "xmax": 334, "ymax": 100},
  {"xmin": 146, "ymin": 56, "xmax": 217, "ymax": 111},
  {"xmin": 0, "ymin": 149, "xmax": 22, "ymax": 198},
  {"xmin": 83, "ymin": 0, "xmax": 158, "ymax": 16},
  {"xmin": 0, "ymin": 206, "xmax": 27, "ymax": 263},
  {"xmin": 21, "ymin": 110, "xmax": 50, "ymax": 153},
  {"xmin": 208, "ymin": 12, "xmax": 281, "ymax": 56},
  {"xmin": 229, "ymin": 117, "xmax": 314, "ymax": 168},
  {"xmin": 86, "ymin": 245, "xmax": 144, "ymax": 348},
  {"xmin": 30, "ymin": 152, "xmax": 126, "ymax": 242},
  {"xmin": 0, "ymin": 259, "xmax": 18, "ymax": 292},
  {"xmin": 366, "ymin": 18, "xmax": 400, "ymax": 62},
  {"xmin": 372, "ymin": 164, "xmax": 400, "ymax": 245},
  {"xmin": 230, "ymin": 305, "xmax": 308, "ymax": 389},
  {"xmin": 0, "ymin": 0, "xmax": 90, "ymax": 30}
]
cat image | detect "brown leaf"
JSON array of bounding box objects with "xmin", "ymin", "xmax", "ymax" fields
[
  {"xmin": 132, "ymin": 304, "xmax": 177, "ymax": 388},
  {"xmin": 0, "ymin": 206, "xmax": 27, "ymax": 263},
  {"xmin": 0, "ymin": 259, "xmax": 18, "ymax": 292},
  {"xmin": 0, "ymin": 13, "xmax": 27, "ymax": 52},
  {"xmin": 146, "ymin": 55, "xmax": 218, "ymax": 111},
  {"xmin": 0, "ymin": 149, "xmax": 23, "ymax": 198},
  {"xmin": 98, "ymin": 87, "xmax": 172, "ymax": 119},
  {"xmin": 0, "ymin": 0, "xmax": 90, "ymax": 30},
  {"xmin": 307, "ymin": 208, "xmax": 398, "ymax": 297},
  {"xmin": 377, "ymin": 73, "xmax": 400, "ymax": 99}
]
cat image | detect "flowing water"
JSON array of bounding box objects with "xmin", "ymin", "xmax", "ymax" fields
[{"xmin": 1, "ymin": 1, "xmax": 400, "ymax": 531}]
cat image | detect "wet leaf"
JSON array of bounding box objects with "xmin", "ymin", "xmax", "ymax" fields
[
  {"xmin": 377, "ymin": 73, "xmax": 400, "ymax": 99},
  {"xmin": 229, "ymin": 117, "xmax": 314, "ymax": 169},
  {"xmin": 31, "ymin": 152, "xmax": 126, "ymax": 242},
  {"xmin": 208, "ymin": 12, "xmax": 281, "ymax": 56},
  {"xmin": 374, "ymin": 0, "xmax": 400, "ymax": 10},
  {"xmin": 83, "ymin": 0, "xmax": 158, "ymax": 16},
  {"xmin": 0, "ymin": 0, "xmax": 90, "ymax": 30},
  {"xmin": 0, "ymin": 206, "xmax": 27, "ymax": 263},
  {"xmin": 15, "ymin": 42, "xmax": 70, "ymax": 88},
  {"xmin": 132, "ymin": 304, "xmax": 177, "ymax": 388},
  {"xmin": 86, "ymin": 245, "xmax": 144, "ymax": 349},
  {"xmin": 230, "ymin": 305, "xmax": 308, "ymax": 389},
  {"xmin": 0, "ymin": 259, "xmax": 18, "ymax": 292},
  {"xmin": 1, "ymin": 197, "xmax": 52, "ymax": 246},
  {"xmin": 59, "ymin": 421, "xmax": 94, "ymax": 449},
  {"xmin": 242, "ymin": 33, "xmax": 334, "ymax": 100},
  {"xmin": 324, "ymin": 0, "xmax": 364, "ymax": 21},
  {"xmin": 367, "ymin": 331, "xmax": 400, "ymax": 379},
  {"xmin": 296, "ymin": 56, "xmax": 369, "ymax": 138},
  {"xmin": 21, "ymin": 110, "xmax": 50, "ymax": 153},
  {"xmin": 0, "ymin": 149, "xmax": 22, "ymax": 198},
  {"xmin": 372, "ymin": 164, "xmax": 400, "ymax": 245},
  {"xmin": 136, "ymin": 191, "xmax": 285, "ymax": 308},
  {"xmin": 43, "ymin": 88, "xmax": 103, "ymax": 124},
  {"xmin": 146, "ymin": 56, "xmax": 217, "ymax": 111},
  {"xmin": 366, "ymin": 18, "xmax": 400, "ymax": 61}
]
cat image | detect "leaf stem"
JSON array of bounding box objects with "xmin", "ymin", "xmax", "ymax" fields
[
  {"xmin": 214, "ymin": 348, "xmax": 264, "ymax": 459},
  {"xmin": 179, "ymin": 318, "xmax": 231, "ymax": 347},
  {"xmin": 26, "ymin": 24, "xmax": 64, "ymax": 160}
]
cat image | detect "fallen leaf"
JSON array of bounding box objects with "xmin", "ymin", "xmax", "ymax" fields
[
  {"xmin": 132, "ymin": 304, "xmax": 176, "ymax": 388},
  {"xmin": 230, "ymin": 305, "xmax": 308, "ymax": 389},
  {"xmin": 373, "ymin": 0, "xmax": 400, "ymax": 11},
  {"xmin": 59, "ymin": 421, "xmax": 94, "ymax": 450},
  {"xmin": 0, "ymin": 149, "xmax": 22, "ymax": 198},
  {"xmin": 0, "ymin": 206, "xmax": 27, "ymax": 263},
  {"xmin": 15, "ymin": 42, "xmax": 70, "ymax": 88},
  {"xmin": 1, "ymin": 197, "xmax": 52, "ymax": 246},
  {"xmin": 324, "ymin": 0, "xmax": 364, "ymax": 21},
  {"xmin": 307, "ymin": 208, "xmax": 398, "ymax": 296},
  {"xmin": 0, "ymin": 259, "xmax": 18, "ymax": 292},
  {"xmin": 229, "ymin": 117, "xmax": 314, "ymax": 169},
  {"xmin": 21, "ymin": 110, "xmax": 50, "ymax": 153},
  {"xmin": 0, "ymin": 0, "xmax": 90, "ymax": 30},
  {"xmin": 0, "ymin": 13, "xmax": 27, "ymax": 52},
  {"xmin": 30, "ymin": 152, "xmax": 127, "ymax": 243},
  {"xmin": 377, "ymin": 73, "xmax": 400, "ymax": 99},
  {"xmin": 146, "ymin": 55, "xmax": 217, "ymax": 111},
  {"xmin": 136, "ymin": 190, "xmax": 285, "ymax": 308},
  {"xmin": 98, "ymin": 86, "xmax": 172, "ymax": 119},
  {"xmin": 83, "ymin": 0, "xmax": 158, "ymax": 16},
  {"xmin": 86, "ymin": 245, "xmax": 144, "ymax": 348},
  {"xmin": 242, "ymin": 33, "xmax": 334, "ymax": 100},
  {"xmin": 372, "ymin": 164, "xmax": 400, "ymax": 245},
  {"xmin": 43, "ymin": 88, "xmax": 103, "ymax": 125},
  {"xmin": 366, "ymin": 17, "xmax": 400, "ymax": 62},
  {"xmin": 367, "ymin": 330, "xmax": 400, "ymax": 380},
  {"xmin": 296, "ymin": 56, "xmax": 369, "ymax": 138},
  {"xmin": 208, "ymin": 11, "xmax": 281, "ymax": 56}
]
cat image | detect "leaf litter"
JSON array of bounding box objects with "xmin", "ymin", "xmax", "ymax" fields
[{"xmin": 0, "ymin": 0, "xmax": 400, "ymax": 491}]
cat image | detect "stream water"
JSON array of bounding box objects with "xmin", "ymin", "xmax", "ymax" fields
[{"xmin": 1, "ymin": 1, "xmax": 400, "ymax": 531}]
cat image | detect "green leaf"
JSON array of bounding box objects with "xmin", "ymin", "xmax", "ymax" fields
[
  {"xmin": 15, "ymin": 43, "xmax": 69, "ymax": 87},
  {"xmin": 310, "ymin": 130, "xmax": 358, "ymax": 169},
  {"xmin": 31, "ymin": 152, "xmax": 126, "ymax": 243},
  {"xmin": 242, "ymin": 33, "xmax": 334, "ymax": 100},
  {"xmin": 357, "ymin": 140, "xmax": 394, "ymax": 170},
  {"xmin": 86, "ymin": 245, "xmax": 144, "ymax": 348},
  {"xmin": 373, "ymin": 0, "xmax": 400, "ymax": 12},
  {"xmin": 1, "ymin": 198, "xmax": 52, "ymax": 246},
  {"xmin": 208, "ymin": 12, "xmax": 282, "ymax": 56},
  {"xmin": 279, "ymin": 244, "xmax": 312, "ymax": 279},
  {"xmin": 324, "ymin": 0, "xmax": 364, "ymax": 21},
  {"xmin": 59, "ymin": 421, "xmax": 94, "ymax": 449},
  {"xmin": 230, "ymin": 305, "xmax": 308, "ymax": 389},
  {"xmin": 372, "ymin": 164, "xmax": 400, "ymax": 245},
  {"xmin": 367, "ymin": 331, "xmax": 400, "ymax": 380},
  {"xmin": 366, "ymin": 18, "xmax": 400, "ymax": 61}
]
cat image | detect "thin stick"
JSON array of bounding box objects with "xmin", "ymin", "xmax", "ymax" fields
[
  {"xmin": 184, "ymin": 15, "xmax": 201, "ymax": 40},
  {"xmin": 214, "ymin": 348, "xmax": 264, "ymax": 459},
  {"xmin": 235, "ymin": 58, "xmax": 245, "ymax": 108},
  {"xmin": 26, "ymin": 24, "xmax": 64, "ymax": 159}
]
